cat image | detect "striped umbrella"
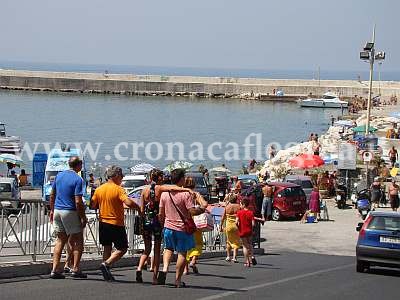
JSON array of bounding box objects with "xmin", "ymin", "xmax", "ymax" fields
[
  {"xmin": 130, "ymin": 163, "xmax": 156, "ymax": 174},
  {"xmin": 0, "ymin": 153, "xmax": 24, "ymax": 167}
]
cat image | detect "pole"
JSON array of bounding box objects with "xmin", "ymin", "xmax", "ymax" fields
[
  {"xmin": 365, "ymin": 25, "xmax": 376, "ymax": 137},
  {"xmin": 378, "ymin": 62, "xmax": 382, "ymax": 96},
  {"xmin": 318, "ymin": 66, "xmax": 321, "ymax": 87}
]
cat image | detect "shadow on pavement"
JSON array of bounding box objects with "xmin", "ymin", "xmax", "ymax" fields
[
  {"xmin": 367, "ymin": 268, "xmax": 400, "ymax": 277},
  {"xmin": 164, "ymin": 283, "xmax": 243, "ymax": 292}
]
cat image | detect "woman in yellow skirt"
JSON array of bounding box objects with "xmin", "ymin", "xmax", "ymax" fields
[
  {"xmin": 184, "ymin": 177, "xmax": 208, "ymax": 274},
  {"xmin": 220, "ymin": 193, "xmax": 241, "ymax": 262}
]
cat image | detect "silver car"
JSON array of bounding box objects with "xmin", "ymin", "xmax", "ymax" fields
[{"xmin": 0, "ymin": 177, "xmax": 21, "ymax": 210}]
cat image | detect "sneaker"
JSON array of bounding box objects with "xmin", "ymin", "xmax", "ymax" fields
[
  {"xmin": 136, "ymin": 270, "xmax": 143, "ymax": 283},
  {"xmin": 232, "ymin": 258, "xmax": 238, "ymax": 263},
  {"xmin": 251, "ymin": 257, "xmax": 257, "ymax": 266},
  {"xmin": 50, "ymin": 272, "xmax": 65, "ymax": 279},
  {"xmin": 71, "ymin": 271, "xmax": 88, "ymax": 279},
  {"xmin": 100, "ymin": 263, "xmax": 113, "ymax": 281},
  {"xmin": 225, "ymin": 257, "xmax": 231, "ymax": 262}
]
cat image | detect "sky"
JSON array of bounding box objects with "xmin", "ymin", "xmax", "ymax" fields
[{"xmin": 1, "ymin": 0, "xmax": 399, "ymax": 72}]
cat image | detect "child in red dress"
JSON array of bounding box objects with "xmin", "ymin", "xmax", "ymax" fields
[{"xmin": 236, "ymin": 197, "xmax": 261, "ymax": 267}]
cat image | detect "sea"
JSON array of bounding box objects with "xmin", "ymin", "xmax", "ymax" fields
[{"xmin": 0, "ymin": 62, "xmax": 398, "ymax": 175}]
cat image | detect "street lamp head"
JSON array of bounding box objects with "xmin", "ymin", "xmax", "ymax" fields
[
  {"xmin": 360, "ymin": 51, "xmax": 370, "ymax": 60},
  {"xmin": 364, "ymin": 42, "xmax": 374, "ymax": 51},
  {"xmin": 375, "ymin": 51, "xmax": 385, "ymax": 60}
]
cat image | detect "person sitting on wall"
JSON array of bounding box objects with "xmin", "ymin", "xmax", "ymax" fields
[{"xmin": 18, "ymin": 169, "xmax": 28, "ymax": 186}]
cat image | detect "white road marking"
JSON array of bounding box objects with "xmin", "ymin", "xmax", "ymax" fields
[{"xmin": 197, "ymin": 263, "xmax": 354, "ymax": 300}]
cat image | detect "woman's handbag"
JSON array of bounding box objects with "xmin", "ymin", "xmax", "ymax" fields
[
  {"xmin": 133, "ymin": 214, "xmax": 143, "ymax": 235},
  {"xmin": 168, "ymin": 192, "xmax": 197, "ymax": 235}
]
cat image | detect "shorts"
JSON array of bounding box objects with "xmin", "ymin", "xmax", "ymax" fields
[
  {"xmin": 390, "ymin": 195, "xmax": 400, "ymax": 209},
  {"xmin": 53, "ymin": 209, "xmax": 82, "ymax": 235},
  {"xmin": 99, "ymin": 222, "xmax": 128, "ymax": 250},
  {"xmin": 143, "ymin": 219, "xmax": 163, "ymax": 241},
  {"xmin": 163, "ymin": 228, "xmax": 195, "ymax": 253}
]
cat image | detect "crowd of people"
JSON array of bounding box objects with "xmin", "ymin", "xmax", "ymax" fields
[{"xmin": 48, "ymin": 156, "xmax": 264, "ymax": 286}]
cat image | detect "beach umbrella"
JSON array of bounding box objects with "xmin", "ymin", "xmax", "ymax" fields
[
  {"xmin": 163, "ymin": 161, "xmax": 193, "ymax": 172},
  {"xmin": 352, "ymin": 125, "xmax": 377, "ymax": 133},
  {"xmin": 210, "ymin": 166, "xmax": 232, "ymax": 173},
  {"xmin": 0, "ymin": 153, "xmax": 24, "ymax": 167},
  {"xmin": 289, "ymin": 154, "xmax": 324, "ymax": 169},
  {"xmin": 130, "ymin": 163, "xmax": 156, "ymax": 174}
]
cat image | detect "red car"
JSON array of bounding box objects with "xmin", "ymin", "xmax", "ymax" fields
[{"xmin": 269, "ymin": 182, "xmax": 307, "ymax": 221}]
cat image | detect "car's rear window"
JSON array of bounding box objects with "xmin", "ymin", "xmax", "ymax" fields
[
  {"xmin": 368, "ymin": 216, "xmax": 400, "ymax": 231},
  {"xmin": 0, "ymin": 183, "xmax": 12, "ymax": 192},
  {"xmin": 121, "ymin": 179, "xmax": 145, "ymax": 188},
  {"xmin": 280, "ymin": 187, "xmax": 305, "ymax": 197},
  {"xmin": 301, "ymin": 180, "xmax": 313, "ymax": 189}
]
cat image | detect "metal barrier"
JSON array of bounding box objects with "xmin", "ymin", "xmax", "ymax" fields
[{"xmin": 0, "ymin": 200, "xmax": 260, "ymax": 263}]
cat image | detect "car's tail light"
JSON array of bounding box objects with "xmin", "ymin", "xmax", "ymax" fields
[{"xmin": 359, "ymin": 216, "xmax": 373, "ymax": 238}]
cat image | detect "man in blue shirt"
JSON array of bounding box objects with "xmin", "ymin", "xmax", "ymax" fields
[{"xmin": 49, "ymin": 156, "xmax": 87, "ymax": 279}]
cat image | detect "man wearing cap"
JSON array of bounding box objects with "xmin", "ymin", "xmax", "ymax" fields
[
  {"xmin": 90, "ymin": 165, "xmax": 140, "ymax": 281},
  {"xmin": 49, "ymin": 156, "xmax": 87, "ymax": 279},
  {"xmin": 388, "ymin": 178, "xmax": 399, "ymax": 212}
]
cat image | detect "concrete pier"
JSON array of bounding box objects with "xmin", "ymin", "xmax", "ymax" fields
[{"xmin": 1, "ymin": 69, "xmax": 399, "ymax": 100}]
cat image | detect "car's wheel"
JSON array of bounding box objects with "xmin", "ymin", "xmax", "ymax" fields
[
  {"xmin": 356, "ymin": 260, "xmax": 367, "ymax": 273},
  {"xmin": 272, "ymin": 208, "xmax": 281, "ymax": 221}
]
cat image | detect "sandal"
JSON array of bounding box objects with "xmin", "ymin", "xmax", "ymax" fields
[
  {"xmin": 136, "ymin": 270, "xmax": 143, "ymax": 283},
  {"xmin": 190, "ymin": 264, "xmax": 199, "ymax": 274},
  {"xmin": 157, "ymin": 271, "xmax": 167, "ymax": 285},
  {"xmin": 175, "ymin": 281, "xmax": 187, "ymax": 288},
  {"xmin": 251, "ymin": 257, "xmax": 258, "ymax": 266}
]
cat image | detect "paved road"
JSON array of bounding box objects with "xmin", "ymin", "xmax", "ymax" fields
[{"xmin": 0, "ymin": 251, "xmax": 398, "ymax": 300}]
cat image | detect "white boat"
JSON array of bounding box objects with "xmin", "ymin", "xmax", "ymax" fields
[
  {"xmin": 298, "ymin": 92, "xmax": 348, "ymax": 108},
  {"xmin": 0, "ymin": 123, "xmax": 21, "ymax": 153}
]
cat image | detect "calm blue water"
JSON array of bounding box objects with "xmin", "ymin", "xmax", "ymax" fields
[
  {"xmin": 0, "ymin": 89, "xmax": 341, "ymax": 175},
  {"xmin": 1, "ymin": 60, "xmax": 400, "ymax": 81}
]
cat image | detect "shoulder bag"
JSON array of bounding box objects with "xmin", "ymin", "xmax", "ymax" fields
[{"xmin": 168, "ymin": 192, "xmax": 197, "ymax": 235}]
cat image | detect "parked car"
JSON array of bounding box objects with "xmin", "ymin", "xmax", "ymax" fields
[
  {"xmin": 356, "ymin": 211, "xmax": 400, "ymax": 273},
  {"xmin": 121, "ymin": 174, "xmax": 147, "ymax": 194},
  {"xmin": 0, "ymin": 177, "xmax": 21, "ymax": 210},
  {"xmin": 186, "ymin": 172, "xmax": 211, "ymax": 201},
  {"xmin": 269, "ymin": 182, "xmax": 307, "ymax": 221},
  {"xmin": 284, "ymin": 175, "xmax": 313, "ymax": 203}
]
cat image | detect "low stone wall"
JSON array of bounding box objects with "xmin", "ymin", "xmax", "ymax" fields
[{"xmin": 1, "ymin": 69, "xmax": 399, "ymax": 99}]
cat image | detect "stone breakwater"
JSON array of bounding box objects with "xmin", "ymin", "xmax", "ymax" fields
[{"xmin": 1, "ymin": 69, "xmax": 400, "ymax": 100}]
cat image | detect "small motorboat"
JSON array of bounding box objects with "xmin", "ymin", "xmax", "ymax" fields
[
  {"xmin": 0, "ymin": 123, "xmax": 21, "ymax": 154},
  {"xmin": 298, "ymin": 92, "xmax": 348, "ymax": 108}
]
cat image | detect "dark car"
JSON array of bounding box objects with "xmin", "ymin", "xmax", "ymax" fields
[
  {"xmin": 356, "ymin": 211, "xmax": 400, "ymax": 273},
  {"xmin": 186, "ymin": 172, "xmax": 211, "ymax": 201},
  {"xmin": 269, "ymin": 182, "xmax": 307, "ymax": 221},
  {"xmin": 284, "ymin": 175, "xmax": 313, "ymax": 203}
]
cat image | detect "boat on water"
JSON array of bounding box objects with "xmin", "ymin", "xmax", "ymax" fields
[
  {"xmin": 0, "ymin": 123, "xmax": 21, "ymax": 153},
  {"xmin": 298, "ymin": 92, "xmax": 348, "ymax": 108}
]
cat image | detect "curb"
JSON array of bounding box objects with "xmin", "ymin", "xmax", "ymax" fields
[{"xmin": 0, "ymin": 248, "xmax": 264, "ymax": 280}]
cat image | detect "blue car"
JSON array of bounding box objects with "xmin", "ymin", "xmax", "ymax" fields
[{"xmin": 356, "ymin": 211, "xmax": 400, "ymax": 273}]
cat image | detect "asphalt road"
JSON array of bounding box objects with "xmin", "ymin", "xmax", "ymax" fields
[{"xmin": 0, "ymin": 251, "xmax": 398, "ymax": 300}]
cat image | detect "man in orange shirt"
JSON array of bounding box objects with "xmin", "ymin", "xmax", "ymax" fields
[{"xmin": 91, "ymin": 165, "xmax": 140, "ymax": 281}]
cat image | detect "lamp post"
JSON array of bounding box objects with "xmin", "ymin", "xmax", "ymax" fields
[{"xmin": 359, "ymin": 26, "xmax": 385, "ymax": 137}]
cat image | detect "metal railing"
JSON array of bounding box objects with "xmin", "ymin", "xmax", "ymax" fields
[{"xmin": 1, "ymin": 200, "xmax": 261, "ymax": 263}]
